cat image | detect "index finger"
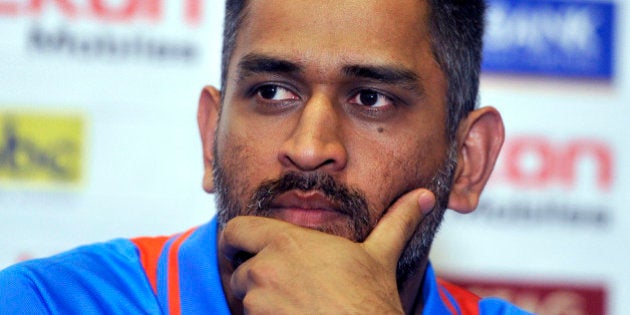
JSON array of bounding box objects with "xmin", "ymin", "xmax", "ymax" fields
[
  {"xmin": 363, "ymin": 189, "xmax": 435, "ymax": 267},
  {"xmin": 219, "ymin": 216, "xmax": 289, "ymax": 266}
]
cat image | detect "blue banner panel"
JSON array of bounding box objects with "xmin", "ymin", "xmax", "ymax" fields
[{"xmin": 482, "ymin": 0, "xmax": 615, "ymax": 79}]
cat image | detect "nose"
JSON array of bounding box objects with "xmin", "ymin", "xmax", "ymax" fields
[{"xmin": 278, "ymin": 93, "xmax": 348, "ymax": 172}]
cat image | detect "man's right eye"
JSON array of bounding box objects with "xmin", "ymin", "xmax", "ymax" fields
[{"xmin": 256, "ymin": 85, "xmax": 299, "ymax": 101}]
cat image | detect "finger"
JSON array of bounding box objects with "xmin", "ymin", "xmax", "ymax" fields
[
  {"xmin": 363, "ymin": 189, "xmax": 435, "ymax": 267},
  {"xmin": 219, "ymin": 216, "xmax": 290, "ymax": 265},
  {"xmin": 230, "ymin": 256, "xmax": 253, "ymax": 300}
]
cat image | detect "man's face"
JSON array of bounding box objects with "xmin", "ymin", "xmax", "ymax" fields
[{"xmin": 213, "ymin": 0, "xmax": 453, "ymax": 280}]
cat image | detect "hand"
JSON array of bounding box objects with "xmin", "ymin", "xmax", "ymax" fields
[{"xmin": 219, "ymin": 189, "xmax": 436, "ymax": 314}]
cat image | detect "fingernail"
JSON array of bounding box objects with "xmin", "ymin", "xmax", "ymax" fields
[{"xmin": 417, "ymin": 190, "xmax": 436, "ymax": 214}]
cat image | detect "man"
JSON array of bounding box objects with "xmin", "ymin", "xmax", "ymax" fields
[{"xmin": 0, "ymin": 0, "xmax": 530, "ymax": 314}]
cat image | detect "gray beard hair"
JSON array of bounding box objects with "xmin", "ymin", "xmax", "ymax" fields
[{"xmin": 212, "ymin": 141, "xmax": 457, "ymax": 286}]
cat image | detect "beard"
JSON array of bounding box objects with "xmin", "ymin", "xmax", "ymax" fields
[{"xmin": 212, "ymin": 140, "xmax": 457, "ymax": 285}]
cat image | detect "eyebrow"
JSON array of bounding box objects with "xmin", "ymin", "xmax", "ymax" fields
[
  {"xmin": 235, "ymin": 53, "xmax": 423, "ymax": 93},
  {"xmin": 237, "ymin": 54, "xmax": 302, "ymax": 81},
  {"xmin": 342, "ymin": 65, "xmax": 421, "ymax": 92}
]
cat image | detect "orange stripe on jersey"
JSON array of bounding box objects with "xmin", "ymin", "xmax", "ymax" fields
[
  {"xmin": 437, "ymin": 278, "xmax": 481, "ymax": 315},
  {"xmin": 167, "ymin": 228, "xmax": 197, "ymax": 315},
  {"xmin": 131, "ymin": 235, "xmax": 170, "ymax": 294},
  {"xmin": 438, "ymin": 284, "xmax": 458, "ymax": 314}
]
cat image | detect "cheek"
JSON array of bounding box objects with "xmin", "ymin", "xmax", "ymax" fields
[
  {"xmin": 349, "ymin": 134, "xmax": 446, "ymax": 218},
  {"xmin": 216, "ymin": 120, "xmax": 283, "ymax": 198}
]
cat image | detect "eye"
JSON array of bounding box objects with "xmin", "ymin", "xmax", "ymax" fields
[
  {"xmin": 255, "ymin": 84, "xmax": 299, "ymax": 101},
  {"xmin": 349, "ymin": 89, "xmax": 394, "ymax": 108}
]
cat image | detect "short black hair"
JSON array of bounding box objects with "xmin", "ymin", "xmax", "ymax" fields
[
  {"xmin": 428, "ymin": 0, "xmax": 486, "ymax": 140},
  {"xmin": 220, "ymin": 0, "xmax": 486, "ymax": 139}
]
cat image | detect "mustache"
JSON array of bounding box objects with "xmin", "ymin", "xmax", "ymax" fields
[{"xmin": 246, "ymin": 172, "xmax": 370, "ymax": 228}]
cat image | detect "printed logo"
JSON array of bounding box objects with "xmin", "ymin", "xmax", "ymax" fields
[
  {"xmin": 483, "ymin": 0, "xmax": 615, "ymax": 79},
  {"xmin": 1, "ymin": 0, "xmax": 209, "ymax": 63},
  {"xmin": 493, "ymin": 136, "xmax": 613, "ymax": 192},
  {"xmin": 0, "ymin": 111, "xmax": 84, "ymax": 186},
  {"xmin": 446, "ymin": 276, "xmax": 606, "ymax": 315},
  {"xmin": 0, "ymin": 0, "xmax": 203, "ymax": 25},
  {"xmin": 466, "ymin": 135, "xmax": 614, "ymax": 227}
]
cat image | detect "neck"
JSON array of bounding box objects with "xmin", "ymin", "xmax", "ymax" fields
[{"xmin": 399, "ymin": 259, "xmax": 428, "ymax": 315}]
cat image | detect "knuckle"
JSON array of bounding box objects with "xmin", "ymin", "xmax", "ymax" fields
[
  {"xmin": 271, "ymin": 231, "xmax": 296, "ymax": 248},
  {"xmin": 221, "ymin": 223, "xmax": 236, "ymax": 244},
  {"xmin": 247, "ymin": 260, "xmax": 277, "ymax": 285},
  {"xmin": 222, "ymin": 216, "xmax": 252, "ymax": 243},
  {"xmin": 228, "ymin": 215, "xmax": 248, "ymax": 227},
  {"xmin": 241, "ymin": 293, "xmax": 259, "ymax": 311},
  {"xmin": 241, "ymin": 291, "xmax": 273, "ymax": 314},
  {"xmin": 221, "ymin": 225, "xmax": 238, "ymax": 249}
]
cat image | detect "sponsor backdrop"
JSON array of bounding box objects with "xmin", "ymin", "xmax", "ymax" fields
[{"xmin": 0, "ymin": 0, "xmax": 625, "ymax": 314}]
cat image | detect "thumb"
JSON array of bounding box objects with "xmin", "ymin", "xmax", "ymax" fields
[{"xmin": 363, "ymin": 189, "xmax": 435, "ymax": 268}]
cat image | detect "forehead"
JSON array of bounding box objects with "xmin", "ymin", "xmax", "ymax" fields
[{"xmin": 230, "ymin": 0, "xmax": 437, "ymax": 80}]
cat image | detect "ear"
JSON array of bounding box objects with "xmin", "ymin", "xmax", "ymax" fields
[
  {"xmin": 197, "ymin": 85, "xmax": 222, "ymax": 193},
  {"xmin": 448, "ymin": 106, "xmax": 504, "ymax": 213}
]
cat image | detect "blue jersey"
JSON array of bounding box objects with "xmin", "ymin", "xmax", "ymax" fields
[{"xmin": 0, "ymin": 217, "xmax": 532, "ymax": 314}]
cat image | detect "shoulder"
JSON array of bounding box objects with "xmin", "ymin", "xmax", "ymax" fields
[{"xmin": 0, "ymin": 238, "xmax": 161, "ymax": 313}]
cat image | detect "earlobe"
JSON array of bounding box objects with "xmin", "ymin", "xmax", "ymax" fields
[
  {"xmin": 447, "ymin": 107, "xmax": 504, "ymax": 213},
  {"xmin": 197, "ymin": 85, "xmax": 222, "ymax": 193}
]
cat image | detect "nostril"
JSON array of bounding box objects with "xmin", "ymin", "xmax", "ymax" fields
[
  {"xmin": 278, "ymin": 144, "xmax": 347, "ymax": 172},
  {"xmin": 322, "ymin": 158, "xmax": 336, "ymax": 167}
]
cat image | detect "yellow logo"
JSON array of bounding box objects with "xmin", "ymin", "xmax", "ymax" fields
[{"xmin": 0, "ymin": 111, "xmax": 84, "ymax": 187}]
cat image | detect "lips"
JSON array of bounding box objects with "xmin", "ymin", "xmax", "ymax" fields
[
  {"xmin": 268, "ymin": 190, "xmax": 345, "ymax": 228},
  {"xmin": 270, "ymin": 190, "xmax": 338, "ymax": 211}
]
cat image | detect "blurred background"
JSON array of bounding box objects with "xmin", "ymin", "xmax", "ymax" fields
[{"xmin": 0, "ymin": 0, "xmax": 625, "ymax": 314}]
